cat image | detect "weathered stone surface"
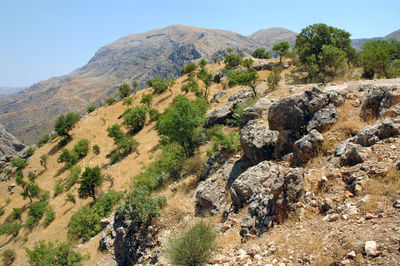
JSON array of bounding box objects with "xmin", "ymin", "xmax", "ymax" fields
[
  {"xmin": 195, "ymin": 176, "xmax": 226, "ymax": 215},
  {"xmin": 292, "ymin": 130, "xmax": 324, "ymax": 165},
  {"xmin": 364, "ymin": 241, "xmax": 378, "ymax": 257},
  {"xmin": 210, "ymin": 90, "xmax": 226, "ymax": 103},
  {"xmin": 0, "ymin": 124, "xmax": 26, "ymax": 166},
  {"xmin": 239, "ymin": 122, "xmax": 279, "ymax": 165},
  {"xmin": 241, "ymin": 96, "xmax": 273, "ymax": 125},
  {"xmin": 354, "ymin": 119, "xmax": 400, "ymax": 147},
  {"xmin": 206, "ymin": 104, "xmax": 232, "ymax": 127},
  {"xmin": 334, "ymin": 141, "xmax": 366, "ymax": 166},
  {"xmin": 232, "ymin": 161, "xmax": 303, "ymax": 237},
  {"xmin": 360, "ymin": 85, "xmax": 400, "ymax": 120},
  {"xmin": 306, "ymin": 104, "xmax": 338, "ymax": 132}
]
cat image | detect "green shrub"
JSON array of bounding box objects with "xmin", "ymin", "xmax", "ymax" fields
[
  {"xmin": 227, "ymin": 96, "xmax": 258, "ymax": 127},
  {"xmin": 26, "ymin": 201, "xmax": 48, "ymax": 229},
  {"xmin": 272, "ymin": 41, "xmax": 290, "ymax": 63},
  {"xmin": 242, "ymin": 58, "xmax": 254, "ymax": 69},
  {"xmin": 37, "ymin": 134, "xmax": 51, "ymax": 147},
  {"xmin": 147, "ymin": 77, "xmax": 175, "ymax": 94},
  {"xmin": 54, "ymin": 112, "xmax": 80, "ymax": 138},
  {"xmin": 2, "ymin": 249, "xmax": 16, "ymax": 266},
  {"xmin": 0, "ymin": 222, "xmax": 22, "ymax": 237},
  {"xmin": 267, "ymin": 66, "xmax": 282, "ymax": 90},
  {"xmin": 226, "ymin": 70, "xmax": 258, "ymax": 90},
  {"xmin": 54, "ymin": 182, "xmax": 64, "ymax": 198},
  {"xmin": 26, "ymin": 146, "xmax": 36, "ymax": 157},
  {"xmin": 92, "ymin": 144, "xmax": 100, "ymax": 155},
  {"xmin": 224, "ymin": 53, "xmax": 242, "ymax": 69},
  {"xmin": 164, "ymin": 220, "xmax": 216, "ymax": 266},
  {"xmin": 57, "ymin": 137, "xmax": 69, "ymax": 148},
  {"xmin": 0, "ymin": 206, "xmax": 4, "ymax": 217},
  {"xmin": 65, "ymin": 193, "xmax": 76, "ymax": 204},
  {"xmin": 68, "ymin": 206, "xmax": 101, "ymax": 241},
  {"xmin": 105, "ymin": 96, "xmax": 115, "ymax": 105},
  {"xmin": 44, "ymin": 208, "xmax": 56, "ymax": 227},
  {"xmin": 78, "ymin": 166, "xmax": 103, "ymax": 202},
  {"xmin": 73, "ymin": 139, "xmax": 90, "ymax": 158},
  {"xmin": 140, "ymin": 93, "xmax": 153, "ymax": 107},
  {"xmin": 5, "ymin": 198, "xmax": 11, "ymax": 205},
  {"xmin": 207, "ymin": 130, "xmax": 240, "ymax": 157},
  {"xmin": 11, "ymin": 157, "xmax": 28, "ymax": 170},
  {"xmin": 92, "ymin": 191, "xmax": 121, "ymax": 218},
  {"xmin": 182, "ymin": 154, "xmax": 206, "ymax": 176},
  {"xmin": 25, "ymin": 240, "xmax": 87, "ymax": 266},
  {"xmin": 106, "ymin": 124, "xmax": 139, "ymax": 164},
  {"xmin": 12, "ymin": 208, "xmax": 23, "ymax": 221},
  {"xmin": 123, "ymin": 96, "xmax": 133, "ymax": 106},
  {"xmin": 252, "ymin": 48, "xmax": 272, "ymax": 59},
  {"xmin": 181, "ymin": 76, "xmax": 199, "ymax": 94},
  {"xmin": 181, "ymin": 62, "xmax": 197, "ymax": 75},
  {"xmin": 87, "ymin": 105, "xmax": 96, "ymax": 113},
  {"xmin": 40, "ymin": 154, "xmax": 48, "ymax": 169},
  {"xmin": 119, "ymin": 83, "xmax": 131, "ymax": 98},
  {"xmin": 149, "ymin": 108, "xmax": 160, "ymax": 122},
  {"xmin": 116, "ymin": 186, "xmax": 165, "ymax": 225},
  {"xmin": 123, "ymin": 105, "xmax": 148, "ymax": 133},
  {"xmin": 64, "ymin": 166, "xmax": 81, "ymax": 191}
]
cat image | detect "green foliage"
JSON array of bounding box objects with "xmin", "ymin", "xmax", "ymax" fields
[
  {"xmin": 123, "ymin": 96, "xmax": 133, "ymax": 106},
  {"xmin": 54, "ymin": 182, "xmax": 64, "ymax": 198},
  {"xmin": 156, "ymin": 143, "xmax": 186, "ymax": 180},
  {"xmin": 2, "ymin": 249, "xmax": 16, "ymax": 266},
  {"xmin": 140, "ymin": 93, "xmax": 153, "ymax": 107},
  {"xmin": 64, "ymin": 166, "xmax": 81, "ymax": 191},
  {"xmin": 0, "ymin": 223, "xmax": 22, "ymax": 237},
  {"xmin": 267, "ymin": 66, "xmax": 282, "ymax": 90},
  {"xmin": 147, "ymin": 77, "xmax": 175, "ymax": 94},
  {"xmin": 11, "ymin": 157, "xmax": 27, "ymax": 170},
  {"xmin": 181, "ymin": 62, "xmax": 198, "ymax": 75},
  {"xmin": 44, "ymin": 208, "xmax": 56, "ymax": 226},
  {"xmin": 36, "ymin": 134, "xmax": 51, "ymax": 147},
  {"xmin": 57, "ymin": 137, "xmax": 69, "ymax": 148},
  {"xmin": 318, "ymin": 44, "xmax": 347, "ymax": 82},
  {"xmin": 181, "ymin": 76, "xmax": 199, "ymax": 94},
  {"xmin": 5, "ymin": 198, "xmax": 11, "ymax": 205},
  {"xmin": 0, "ymin": 206, "xmax": 4, "ymax": 217},
  {"xmin": 224, "ymin": 53, "xmax": 243, "ymax": 69},
  {"xmin": 119, "ymin": 83, "xmax": 131, "ymax": 98},
  {"xmin": 26, "ymin": 146, "xmax": 36, "ymax": 157},
  {"xmin": 182, "ymin": 154, "xmax": 206, "ymax": 176},
  {"xmin": 164, "ymin": 220, "xmax": 217, "ymax": 266},
  {"xmin": 73, "ymin": 139, "xmax": 90, "ymax": 157},
  {"xmin": 207, "ymin": 130, "xmax": 240, "ymax": 157},
  {"xmin": 92, "ymin": 144, "xmax": 100, "ymax": 155},
  {"xmin": 65, "ymin": 192, "xmax": 76, "ymax": 204},
  {"xmin": 87, "ymin": 105, "xmax": 96, "ymax": 113},
  {"xmin": 68, "ymin": 191, "xmax": 120, "ymax": 241},
  {"xmin": 227, "ymin": 97, "xmax": 259, "ymax": 127},
  {"xmin": 123, "ymin": 105, "xmax": 148, "ymax": 133},
  {"xmin": 40, "ymin": 154, "xmax": 48, "ymax": 169},
  {"xmin": 389, "ymin": 59, "xmax": 400, "ymax": 78},
  {"xmin": 149, "ymin": 108, "xmax": 160, "ymax": 122},
  {"xmin": 242, "ymin": 58, "xmax": 254, "ymax": 69},
  {"xmin": 78, "ymin": 166, "xmax": 103, "ymax": 202},
  {"xmin": 57, "ymin": 149, "xmax": 79, "ymax": 168},
  {"xmin": 226, "ymin": 70, "xmax": 259, "ymax": 95},
  {"xmin": 132, "ymin": 81, "xmax": 139, "ymax": 92},
  {"xmin": 116, "ymin": 186, "xmax": 165, "ymax": 225},
  {"xmin": 25, "ymin": 240, "xmax": 87, "ymax": 266},
  {"xmin": 156, "ymin": 95, "xmax": 207, "ymax": 156},
  {"xmin": 26, "ymin": 201, "xmax": 48, "ymax": 229},
  {"xmin": 272, "ymin": 41, "xmax": 290, "ymax": 63},
  {"xmin": 252, "ymin": 48, "xmax": 272, "ymax": 59},
  {"xmin": 106, "ymin": 124, "xmax": 139, "ymax": 164},
  {"xmin": 12, "ymin": 208, "xmax": 23, "ymax": 221},
  {"xmin": 54, "ymin": 112, "xmax": 80, "ymax": 138},
  {"xmin": 360, "ymin": 40, "xmax": 400, "ymax": 79},
  {"xmin": 199, "ymin": 59, "xmax": 207, "ymax": 68},
  {"xmin": 105, "ymin": 96, "xmax": 115, "ymax": 105},
  {"xmin": 16, "ymin": 171, "xmax": 41, "ymax": 203}
]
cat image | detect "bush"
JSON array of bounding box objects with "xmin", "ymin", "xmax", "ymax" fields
[
  {"xmin": 36, "ymin": 134, "xmax": 51, "ymax": 147},
  {"xmin": 107, "ymin": 124, "xmax": 139, "ymax": 164},
  {"xmin": 224, "ymin": 53, "xmax": 242, "ymax": 69},
  {"xmin": 272, "ymin": 41, "xmax": 290, "ymax": 63},
  {"xmin": 226, "ymin": 70, "xmax": 259, "ymax": 96},
  {"xmin": 92, "ymin": 190, "xmax": 121, "ymax": 218},
  {"xmin": 119, "ymin": 83, "xmax": 131, "ymax": 98},
  {"xmin": 267, "ymin": 66, "xmax": 282, "ymax": 89},
  {"xmin": 140, "ymin": 93, "xmax": 153, "ymax": 107},
  {"xmin": 12, "ymin": 208, "xmax": 23, "ymax": 221},
  {"xmin": 105, "ymin": 97, "xmax": 115, "ymax": 105},
  {"xmin": 164, "ymin": 220, "xmax": 216, "ymax": 266},
  {"xmin": 73, "ymin": 139, "xmax": 90, "ymax": 158},
  {"xmin": 182, "ymin": 154, "xmax": 206, "ymax": 176},
  {"xmin": 57, "ymin": 149, "xmax": 79, "ymax": 168},
  {"xmin": 40, "ymin": 154, "xmax": 48, "ymax": 169},
  {"xmin": 25, "ymin": 240, "xmax": 87, "ymax": 266},
  {"xmin": 147, "ymin": 77, "xmax": 175, "ymax": 94},
  {"xmin": 123, "ymin": 105, "xmax": 148, "ymax": 133},
  {"xmin": 44, "ymin": 208, "xmax": 56, "ymax": 226},
  {"xmin": 116, "ymin": 186, "xmax": 165, "ymax": 225},
  {"xmin": 54, "ymin": 112, "xmax": 80, "ymax": 138},
  {"xmin": 252, "ymin": 48, "xmax": 272, "ymax": 59},
  {"xmin": 181, "ymin": 62, "xmax": 197, "ymax": 75},
  {"xmin": 26, "ymin": 201, "xmax": 48, "ymax": 229},
  {"xmin": 0, "ymin": 206, "xmax": 4, "ymax": 217},
  {"xmin": 207, "ymin": 130, "xmax": 240, "ymax": 157},
  {"xmin": 92, "ymin": 144, "xmax": 100, "ymax": 155},
  {"xmin": 54, "ymin": 182, "xmax": 64, "ymax": 197},
  {"xmin": 11, "ymin": 157, "xmax": 28, "ymax": 170},
  {"xmin": 123, "ymin": 96, "xmax": 133, "ymax": 106},
  {"xmin": 0, "ymin": 223, "xmax": 22, "ymax": 237},
  {"xmin": 149, "ymin": 108, "xmax": 160, "ymax": 122},
  {"xmin": 181, "ymin": 76, "xmax": 199, "ymax": 94},
  {"xmin": 2, "ymin": 249, "xmax": 16, "ymax": 266},
  {"xmin": 65, "ymin": 192, "xmax": 76, "ymax": 204},
  {"xmin": 78, "ymin": 166, "xmax": 103, "ymax": 202},
  {"xmin": 242, "ymin": 58, "xmax": 254, "ymax": 69},
  {"xmin": 87, "ymin": 105, "xmax": 96, "ymax": 113},
  {"xmin": 227, "ymin": 97, "xmax": 258, "ymax": 127},
  {"xmin": 64, "ymin": 166, "xmax": 81, "ymax": 191},
  {"xmin": 26, "ymin": 146, "xmax": 36, "ymax": 157},
  {"xmin": 57, "ymin": 137, "xmax": 69, "ymax": 148}
]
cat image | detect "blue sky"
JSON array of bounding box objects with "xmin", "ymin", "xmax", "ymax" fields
[{"xmin": 1, "ymin": 0, "xmax": 399, "ymax": 87}]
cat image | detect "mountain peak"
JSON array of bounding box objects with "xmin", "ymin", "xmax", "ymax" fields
[{"xmin": 249, "ymin": 27, "xmax": 297, "ymax": 48}]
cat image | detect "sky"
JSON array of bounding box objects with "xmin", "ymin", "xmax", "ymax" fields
[{"xmin": 1, "ymin": 0, "xmax": 399, "ymax": 87}]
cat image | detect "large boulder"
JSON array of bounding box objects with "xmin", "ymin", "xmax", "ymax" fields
[
  {"xmin": 206, "ymin": 104, "xmax": 232, "ymax": 127},
  {"xmin": 360, "ymin": 85, "xmax": 400, "ymax": 120},
  {"xmin": 239, "ymin": 122, "xmax": 279, "ymax": 165},
  {"xmin": 230, "ymin": 161, "xmax": 304, "ymax": 237},
  {"xmin": 292, "ymin": 130, "xmax": 324, "ymax": 165},
  {"xmin": 241, "ymin": 96, "xmax": 273, "ymax": 125},
  {"xmin": 354, "ymin": 118, "xmax": 400, "ymax": 147},
  {"xmin": 334, "ymin": 140, "xmax": 366, "ymax": 166},
  {"xmin": 0, "ymin": 124, "xmax": 27, "ymax": 166},
  {"xmin": 306, "ymin": 104, "xmax": 338, "ymax": 132},
  {"xmin": 195, "ymin": 176, "xmax": 226, "ymax": 215}
]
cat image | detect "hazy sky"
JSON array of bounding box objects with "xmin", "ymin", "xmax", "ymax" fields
[{"xmin": 1, "ymin": 0, "xmax": 399, "ymax": 87}]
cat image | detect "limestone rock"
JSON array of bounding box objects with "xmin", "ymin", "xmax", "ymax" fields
[
  {"xmin": 206, "ymin": 104, "xmax": 232, "ymax": 127},
  {"xmin": 364, "ymin": 241, "xmax": 378, "ymax": 257},
  {"xmin": 195, "ymin": 176, "xmax": 226, "ymax": 215},
  {"xmin": 306, "ymin": 104, "xmax": 338, "ymax": 132},
  {"xmin": 334, "ymin": 141, "xmax": 365, "ymax": 166},
  {"xmin": 292, "ymin": 130, "xmax": 324, "ymax": 165}
]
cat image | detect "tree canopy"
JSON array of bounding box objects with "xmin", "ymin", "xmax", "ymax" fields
[{"xmin": 54, "ymin": 112, "xmax": 80, "ymax": 138}]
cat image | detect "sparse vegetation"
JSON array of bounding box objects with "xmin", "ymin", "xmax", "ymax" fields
[
  {"xmin": 105, "ymin": 96, "xmax": 116, "ymax": 105},
  {"xmin": 40, "ymin": 154, "xmax": 48, "ymax": 170},
  {"xmin": 64, "ymin": 166, "xmax": 81, "ymax": 191},
  {"xmin": 181, "ymin": 76, "xmax": 199, "ymax": 94},
  {"xmin": 36, "ymin": 134, "xmax": 51, "ymax": 147},
  {"xmin": 207, "ymin": 129, "xmax": 240, "ymax": 157},
  {"xmin": 123, "ymin": 96, "xmax": 133, "ymax": 106},
  {"xmin": 252, "ymin": 48, "xmax": 272, "ymax": 59},
  {"xmin": 65, "ymin": 192, "xmax": 76, "ymax": 204},
  {"xmin": 2, "ymin": 249, "xmax": 16, "ymax": 266},
  {"xmin": 140, "ymin": 93, "xmax": 153, "ymax": 107},
  {"xmin": 267, "ymin": 66, "xmax": 282, "ymax": 90},
  {"xmin": 26, "ymin": 146, "xmax": 36, "ymax": 157},
  {"xmin": 78, "ymin": 166, "xmax": 104, "ymax": 202},
  {"xmin": 224, "ymin": 53, "xmax": 243, "ymax": 69},
  {"xmin": 87, "ymin": 105, "xmax": 96, "ymax": 113},
  {"xmin": 147, "ymin": 77, "xmax": 175, "ymax": 94},
  {"xmin": 107, "ymin": 124, "xmax": 139, "ymax": 164},
  {"xmin": 54, "ymin": 181, "xmax": 64, "ymax": 197},
  {"xmin": 164, "ymin": 220, "xmax": 217, "ymax": 266},
  {"xmin": 11, "ymin": 208, "xmax": 22, "ymax": 221},
  {"xmin": 181, "ymin": 62, "xmax": 197, "ymax": 75},
  {"xmin": 92, "ymin": 144, "xmax": 100, "ymax": 154},
  {"xmin": 119, "ymin": 83, "xmax": 131, "ymax": 98},
  {"xmin": 11, "ymin": 157, "xmax": 28, "ymax": 170},
  {"xmin": 16, "ymin": 171, "xmax": 40, "ymax": 203},
  {"xmin": 0, "ymin": 222, "xmax": 22, "ymax": 237},
  {"xmin": 226, "ymin": 69, "xmax": 259, "ymax": 96},
  {"xmin": 272, "ymin": 41, "xmax": 290, "ymax": 64},
  {"xmin": 54, "ymin": 112, "xmax": 80, "ymax": 138}
]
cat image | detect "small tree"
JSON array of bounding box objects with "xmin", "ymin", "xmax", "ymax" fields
[
  {"xmin": 119, "ymin": 83, "xmax": 131, "ymax": 99},
  {"xmin": 197, "ymin": 68, "xmax": 213, "ymax": 97},
  {"xmin": 11, "ymin": 158, "xmax": 28, "ymax": 170},
  {"xmin": 226, "ymin": 70, "xmax": 259, "ymax": 96},
  {"xmin": 140, "ymin": 93, "xmax": 153, "ymax": 107},
  {"xmin": 224, "ymin": 54, "xmax": 242, "ymax": 69},
  {"xmin": 199, "ymin": 59, "xmax": 207, "ymax": 69},
  {"xmin": 106, "ymin": 124, "xmax": 139, "ymax": 164},
  {"xmin": 132, "ymin": 81, "xmax": 139, "ymax": 93},
  {"xmin": 40, "ymin": 154, "xmax": 48, "ymax": 170},
  {"xmin": 267, "ymin": 66, "xmax": 282, "ymax": 90},
  {"xmin": 123, "ymin": 105, "xmax": 148, "ymax": 133},
  {"xmin": 252, "ymin": 48, "xmax": 271, "ymax": 59},
  {"xmin": 181, "ymin": 62, "xmax": 198, "ymax": 75},
  {"xmin": 123, "ymin": 96, "xmax": 133, "ymax": 106},
  {"xmin": 181, "ymin": 76, "xmax": 199, "ymax": 94},
  {"xmin": 16, "ymin": 171, "xmax": 40, "ymax": 203},
  {"xmin": 242, "ymin": 58, "xmax": 254, "ymax": 69},
  {"xmin": 54, "ymin": 112, "xmax": 80, "ymax": 138},
  {"xmin": 78, "ymin": 166, "xmax": 103, "ymax": 202},
  {"xmin": 148, "ymin": 77, "xmax": 174, "ymax": 94},
  {"xmin": 272, "ymin": 42, "xmax": 290, "ymax": 64}
]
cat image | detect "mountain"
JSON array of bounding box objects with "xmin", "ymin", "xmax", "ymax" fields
[
  {"xmin": 249, "ymin": 27, "xmax": 297, "ymax": 48},
  {"xmin": 351, "ymin": 28, "xmax": 400, "ymax": 49},
  {"xmin": 0, "ymin": 25, "xmax": 263, "ymax": 144},
  {"xmin": 0, "ymin": 86, "xmax": 26, "ymax": 98}
]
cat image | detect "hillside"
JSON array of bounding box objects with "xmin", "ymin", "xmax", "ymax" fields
[
  {"xmin": 0, "ymin": 57, "xmax": 399, "ymax": 265},
  {"xmin": 351, "ymin": 28, "xmax": 400, "ymax": 49},
  {"xmin": 0, "ymin": 25, "xmax": 263, "ymax": 145},
  {"xmin": 249, "ymin": 27, "xmax": 297, "ymax": 48}
]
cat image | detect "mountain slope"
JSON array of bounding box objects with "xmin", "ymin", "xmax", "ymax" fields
[
  {"xmin": 0, "ymin": 25, "xmax": 262, "ymax": 144},
  {"xmin": 351, "ymin": 28, "xmax": 400, "ymax": 49},
  {"xmin": 249, "ymin": 27, "xmax": 297, "ymax": 48}
]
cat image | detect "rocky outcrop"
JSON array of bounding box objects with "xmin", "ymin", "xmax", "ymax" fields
[
  {"xmin": 206, "ymin": 104, "xmax": 232, "ymax": 127},
  {"xmin": 354, "ymin": 119, "xmax": 400, "ymax": 147},
  {"xmin": 195, "ymin": 176, "xmax": 227, "ymax": 215},
  {"xmin": 230, "ymin": 161, "xmax": 303, "ymax": 237},
  {"xmin": 292, "ymin": 130, "xmax": 324, "ymax": 166},
  {"xmin": 239, "ymin": 122, "xmax": 279, "ymax": 165},
  {"xmin": 306, "ymin": 104, "xmax": 338, "ymax": 132},
  {"xmin": 360, "ymin": 85, "xmax": 400, "ymax": 120},
  {"xmin": 0, "ymin": 124, "xmax": 26, "ymax": 167},
  {"xmin": 241, "ymin": 96, "xmax": 273, "ymax": 125},
  {"xmin": 334, "ymin": 140, "xmax": 366, "ymax": 166}
]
